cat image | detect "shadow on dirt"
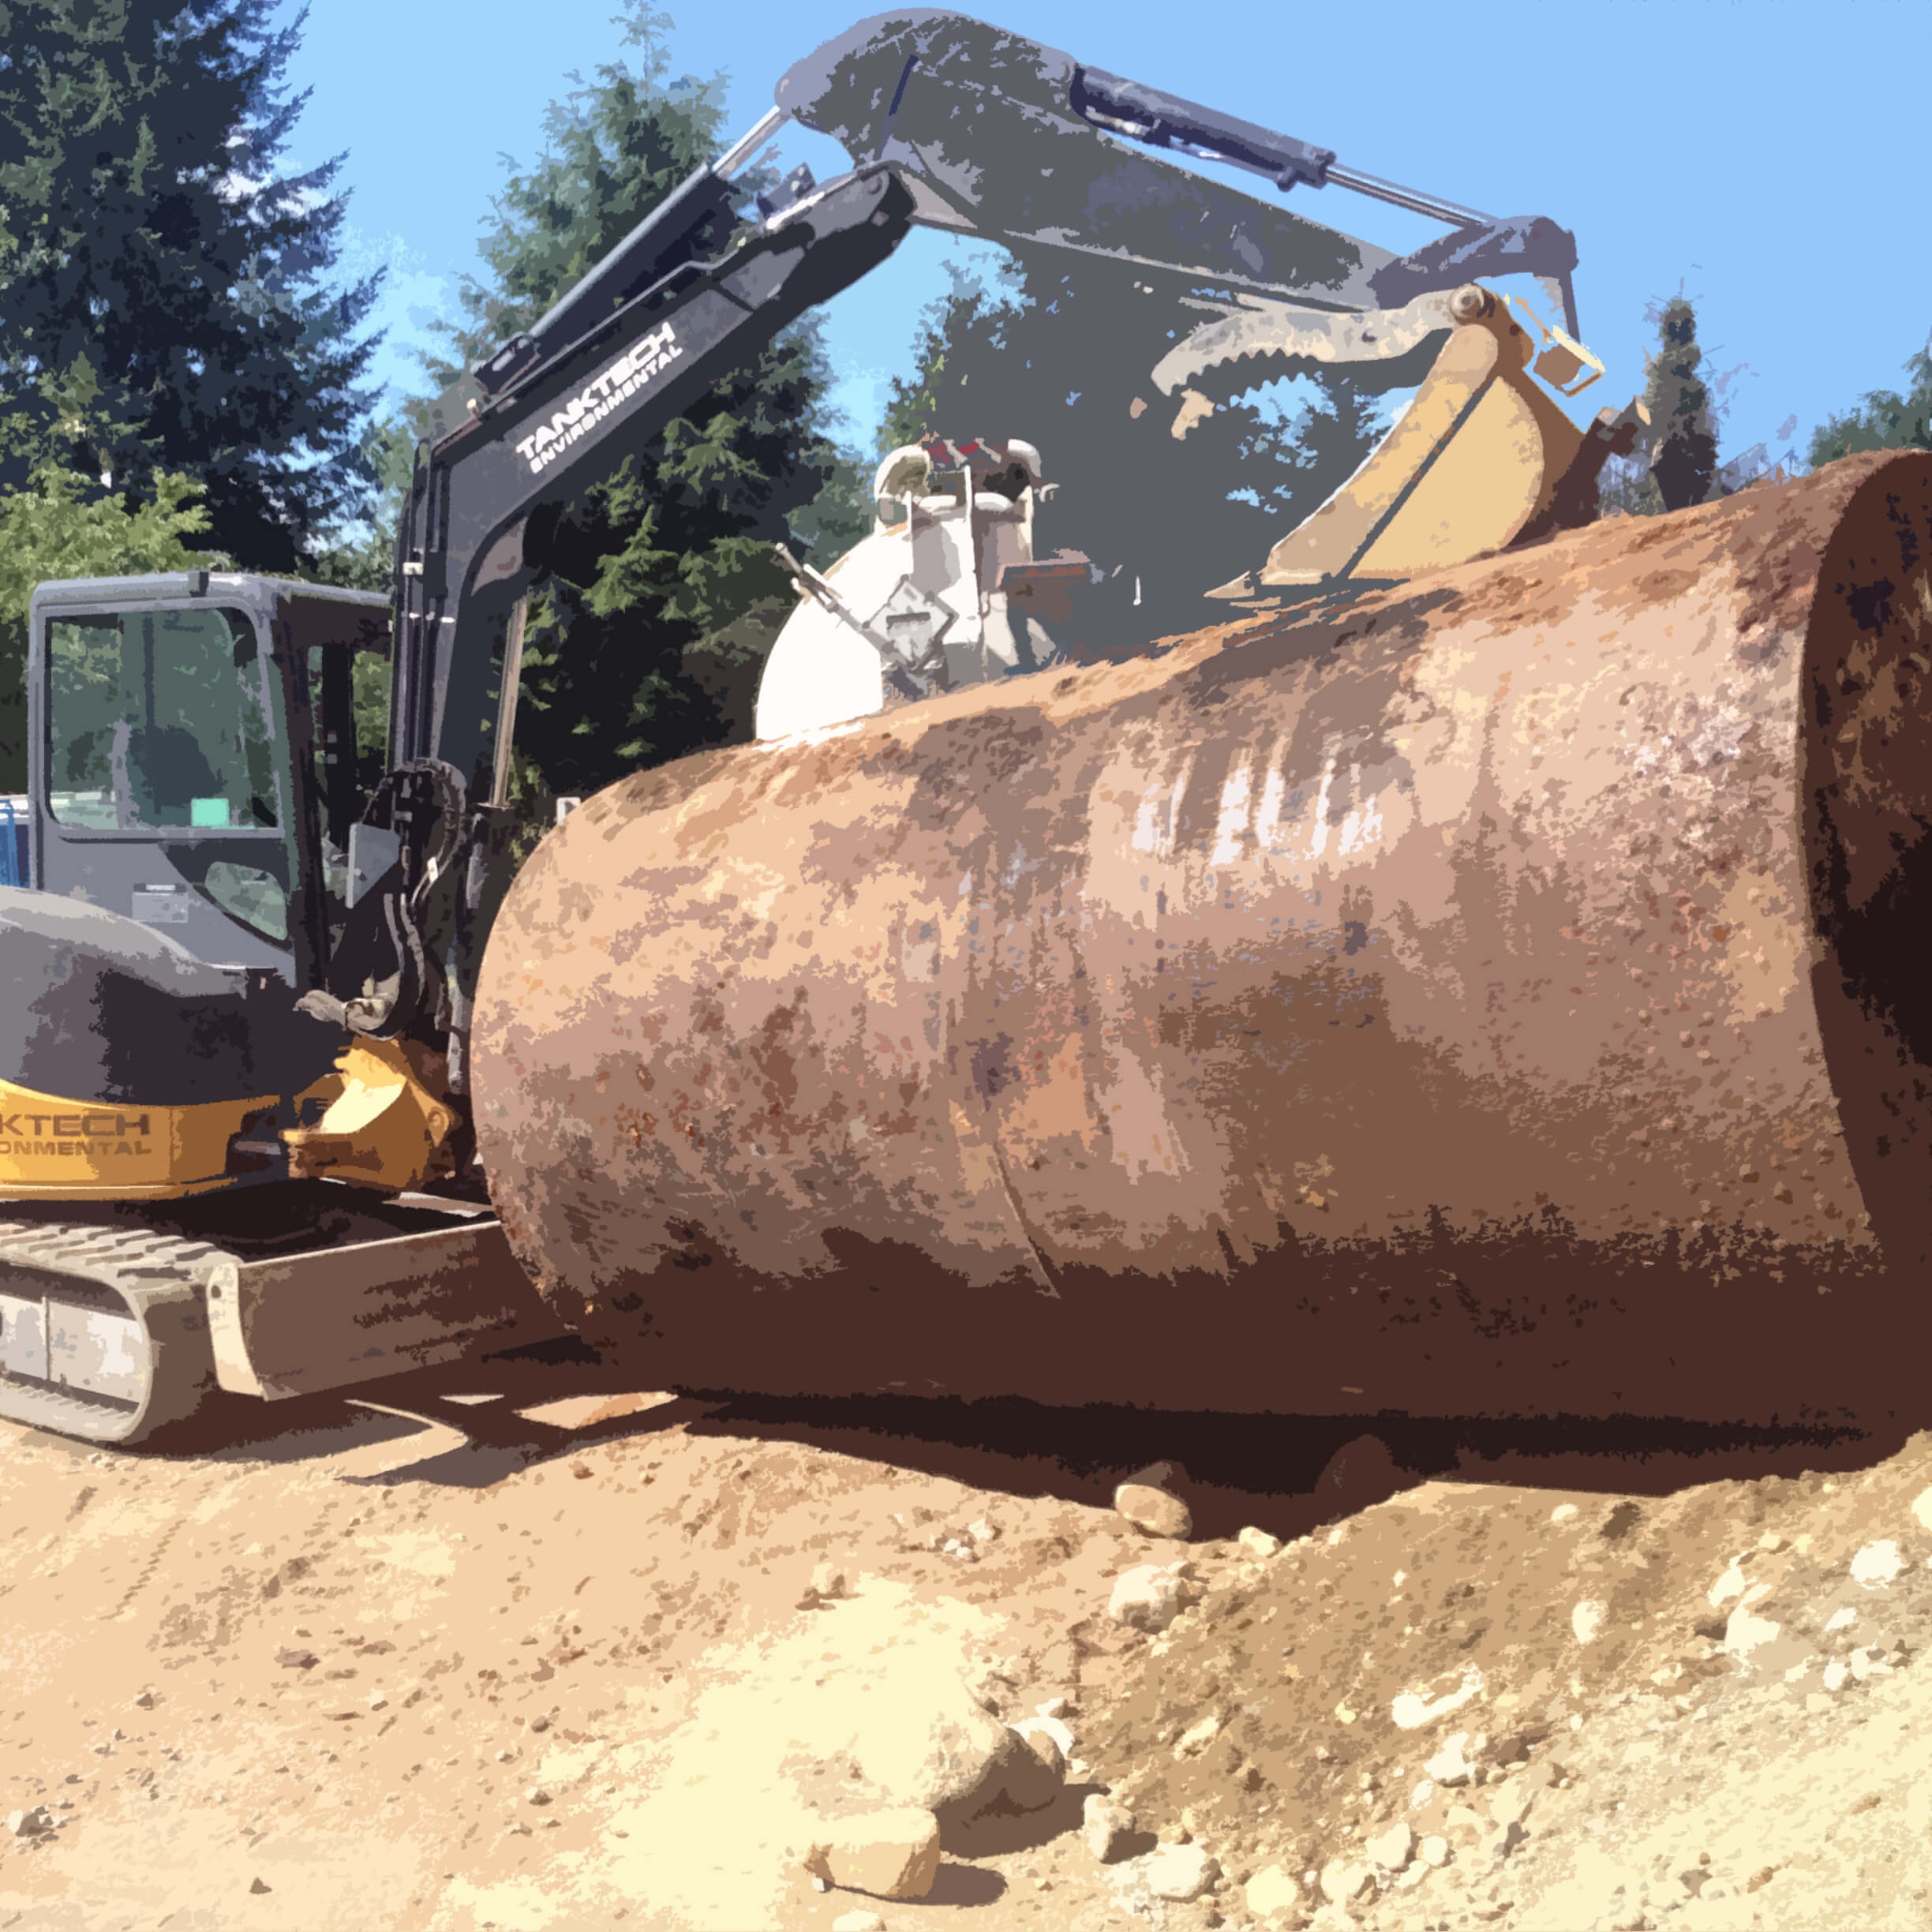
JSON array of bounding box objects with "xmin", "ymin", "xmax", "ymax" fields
[
  {"xmin": 141, "ymin": 1326, "xmax": 1928, "ymax": 1540},
  {"xmin": 675, "ymin": 1390, "xmax": 1920, "ymax": 1543}
]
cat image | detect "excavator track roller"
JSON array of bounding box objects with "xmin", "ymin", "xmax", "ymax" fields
[{"xmin": 0, "ymin": 1222, "xmax": 227, "ymax": 1444}]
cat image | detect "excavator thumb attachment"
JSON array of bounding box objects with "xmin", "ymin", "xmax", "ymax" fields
[{"xmin": 1211, "ymin": 287, "xmax": 1637, "ymax": 599}]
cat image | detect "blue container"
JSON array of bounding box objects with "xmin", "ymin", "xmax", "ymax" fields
[{"xmin": 0, "ymin": 796, "xmax": 26, "ymax": 889}]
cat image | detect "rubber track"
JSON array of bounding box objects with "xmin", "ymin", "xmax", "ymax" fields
[{"xmin": 0, "ymin": 1219, "xmax": 231, "ymax": 1445}]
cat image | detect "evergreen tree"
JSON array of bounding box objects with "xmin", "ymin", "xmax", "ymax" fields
[
  {"xmin": 877, "ymin": 251, "xmax": 1388, "ymax": 645},
  {"xmin": 1808, "ymin": 334, "xmax": 1932, "ymax": 466},
  {"xmin": 1646, "ymin": 298, "xmax": 1721, "ymax": 512},
  {"xmin": 1601, "ymin": 295, "xmax": 1724, "ymax": 517},
  {"xmin": 414, "ymin": 5, "xmax": 855, "ymax": 799},
  {"xmin": 0, "ymin": 0, "xmax": 382, "ymax": 569}
]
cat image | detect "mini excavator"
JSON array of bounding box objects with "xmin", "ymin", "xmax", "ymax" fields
[{"xmin": 0, "ymin": 10, "xmax": 1633, "ymax": 1444}]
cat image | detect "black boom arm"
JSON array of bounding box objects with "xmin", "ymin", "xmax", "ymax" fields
[
  {"xmin": 316, "ymin": 162, "xmax": 917, "ymax": 1077},
  {"xmin": 394, "ymin": 161, "xmax": 916, "ymax": 793}
]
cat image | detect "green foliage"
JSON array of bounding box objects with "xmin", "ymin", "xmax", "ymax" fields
[
  {"xmin": 785, "ymin": 449, "xmax": 876, "ymax": 571},
  {"xmin": 0, "ymin": 460, "xmax": 217, "ymax": 790},
  {"xmin": 878, "ymin": 253, "xmax": 1387, "ymax": 642},
  {"xmin": 1808, "ymin": 337, "xmax": 1932, "ymax": 467},
  {"xmin": 1646, "ymin": 299, "xmax": 1721, "ymax": 512},
  {"xmin": 0, "ymin": 0, "xmax": 382, "ymax": 570},
  {"xmin": 410, "ymin": 4, "xmax": 852, "ymax": 799},
  {"xmin": 296, "ymin": 416, "xmax": 413, "ymax": 788},
  {"xmin": 1601, "ymin": 295, "xmax": 1723, "ymax": 516}
]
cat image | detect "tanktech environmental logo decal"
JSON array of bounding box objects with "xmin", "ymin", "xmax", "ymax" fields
[
  {"xmin": 515, "ymin": 324, "xmax": 684, "ymax": 477},
  {"xmin": 0, "ymin": 1111, "xmax": 154, "ymax": 1157}
]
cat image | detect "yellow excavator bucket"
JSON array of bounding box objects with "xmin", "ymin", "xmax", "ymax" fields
[{"xmin": 1211, "ymin": 287, "xmax": 1631, "ymax": 599}]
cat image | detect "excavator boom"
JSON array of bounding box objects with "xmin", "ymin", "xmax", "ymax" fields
[{"xmin": 774, "ymin": 12, "xmax": 1631, "ymax": 600}]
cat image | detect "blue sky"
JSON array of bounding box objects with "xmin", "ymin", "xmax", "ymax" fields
[{"xmin": 274, "ymin": 0, "xmax": 1930, "ymax": 468}]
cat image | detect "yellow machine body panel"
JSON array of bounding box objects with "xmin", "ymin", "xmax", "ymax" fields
[{"xmin": 0, "ymin": 1076, "xmax": 266, "ymax": 1200}]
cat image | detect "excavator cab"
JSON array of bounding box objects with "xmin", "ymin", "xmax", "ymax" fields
[{"xmin": 1, "ymin": 573, "xmax": 397, "ymax": 1216}]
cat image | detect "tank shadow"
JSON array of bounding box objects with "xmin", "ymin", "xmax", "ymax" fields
[{"xmin": 672, "ymin": 1389, "xmax": 1911, "ymax": 1543}]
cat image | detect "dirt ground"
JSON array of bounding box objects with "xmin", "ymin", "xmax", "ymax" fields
[{"xmin": 2, "ymin": 1343, "xmax": 1929, "ymax": 1932}]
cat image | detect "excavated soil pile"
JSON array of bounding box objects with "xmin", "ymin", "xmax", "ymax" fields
[{"xmin": 1086, "ymin": 1436, "xmax": 1932, "ymax": 1932}]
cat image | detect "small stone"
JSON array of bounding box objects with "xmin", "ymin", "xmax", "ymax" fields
[
  {"xmin": 132, "ymin": 1690, "xmax": 156, "ymax": 1709},
  {"xmin": 1109, "ymin": 1562, "xmax": 1200, "ymax": 1634},
  {"xmin": 1425, "ymin": 1733, "xmax": 1474, "ymax": 1787},
  {"xmin": 1245, "ymin": 1863, "xmax": 1301, "ymax": 1917},
  {"xmin": 525, "ymin": 1788, "xmax": 552, "ymax": 1806},
  {"xmin": 1174, "ymin": 1713, "xmax": 1223, "ymax": 1758},
  {"xmin": 1418, "ymin": 1835, "xmax": 1451, "ymax": 1869},
  {"xmin": 831, "ymin": 1914, "xmax": 886, "ymax": 1932},
  {"xmin": 1035, "ymin": 1695, "xmax": 1070, "ymax": 1720},
  {"xmin": 811, "ymin": 1562, "xmax": 849, "ymax": 1600},
  {"xmin": 274, "ymin": 1647, "xmax": 319, "ymax": 1671},
  {"xmin": 1851, "ymin": 1541, "xmax": 1903, "ymax": 1589},
  {"xmin": 1083, "ymin": 1793, "xmax": 1135, "ymax": 1863},
  {"xmin": 1147, "ymin": 1842, "xmax": 1220, "ymax": 1902},
  {"xmin": 529, "ymin": 1716, "xmax": 549, "ymax": 1733},
  {"xmin": 1318, "ymin": 1857, "xmax": 1375, "ymax": 1905},
  {"xmin": 802, "ymin": 1807, "xmax": 942, "ymax": 1901},
  {"xmin": 1013, "ymin": 1720, "xmax": 1066, "ymax": 1779},
  {"xmin": 1368, "ymin": 1821, "xmax": 1415, "ymax": 1871},
  {"xmin": 1571, "ymin": 1600, "xmax": 1606, "ymax": 1645},
  {"xmin": 249, "ymin": 1878, "xmax": 271, "ymax": 1894},
  {"xmin": 7, "ymin": 1807, "xmax": 53, "ymax": 1839},
  {"xmin": 1115, "ymin": 1482, "xmax": 1193, "ymax": 1540},
  {"xmin": 367, "ymin": 1691, "xmax": 388, "ymax": 1710},
  {"xmin": 967, "ymin": 1517, "xmax": 999, "ymax": 1544},
  {"xmin": 995, "ymin": 1725, "xmax": 1063, "ymax": 1814},
  {"xmin": 1237, "ymin": 1526, "xmax": 1282, "ymax": 1559}
]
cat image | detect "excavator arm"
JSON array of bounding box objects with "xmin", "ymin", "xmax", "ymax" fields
[
  {"xmin": 777, "ymin": 11, "xmax": 1584, "ymax": 338},
  {"xmin": 774, "ymin": 12, "xmax": 1637, "ymax": 591},
  {"xmin": 285, "ymin": 159, "xmax": 920, "ymax": 1180}
]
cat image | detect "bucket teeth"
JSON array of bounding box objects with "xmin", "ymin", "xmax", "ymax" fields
[{"xmin": 1152, "ymin": 289, "xmax": 1462, "ymax": 425}]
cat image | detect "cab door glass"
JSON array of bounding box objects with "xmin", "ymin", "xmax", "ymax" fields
[{"xmin": 47, "ymin": 608, "xmax": 279, "ymax": 832}]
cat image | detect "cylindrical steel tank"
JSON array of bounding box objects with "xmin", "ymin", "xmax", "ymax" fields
[{"xmin": 474, "ymin": 451, "xmax": 1932, "ymax": 1426}]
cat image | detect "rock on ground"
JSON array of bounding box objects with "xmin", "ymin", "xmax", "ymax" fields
[
  {"xmin": 802, "ymin": 1806, "xmax": 941, "ymax": 1900},
  {"xmin": 1114, "ymin": 1481, "xmax": 1193, "ymax": 1541}
]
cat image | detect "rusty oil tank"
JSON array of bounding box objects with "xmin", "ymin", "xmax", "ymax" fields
[{"xmin": 474, "ymin": 451, "xmax": 1932, "ymax": 1428}]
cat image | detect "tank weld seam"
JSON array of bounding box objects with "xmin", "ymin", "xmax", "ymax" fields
[{"xmin": 986, "ymin": 1133, "xmax": 1064, "ymax": 1300}]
